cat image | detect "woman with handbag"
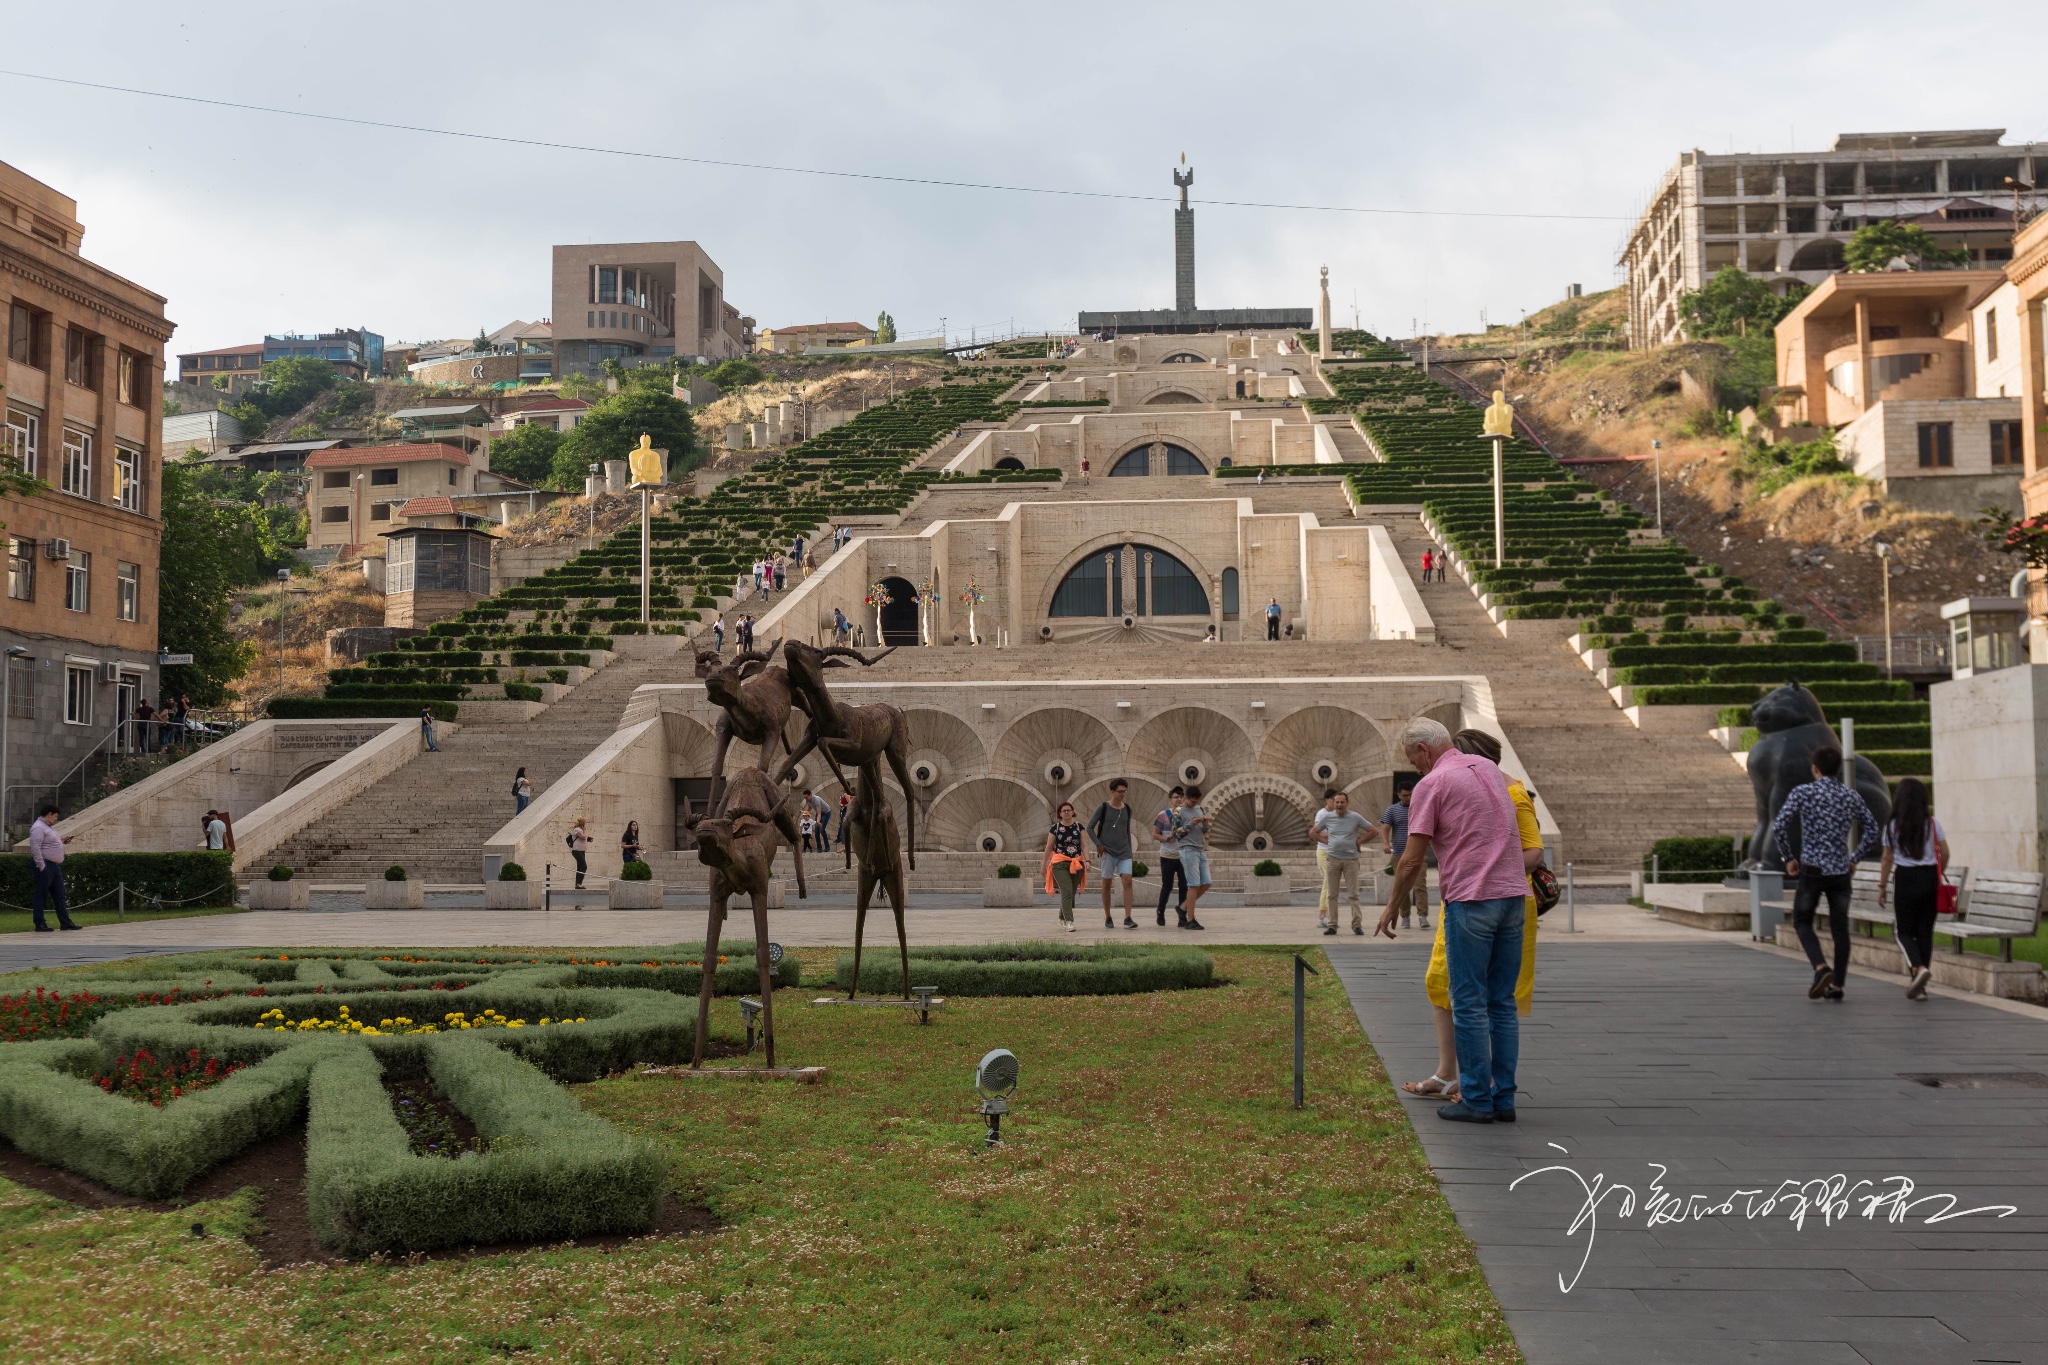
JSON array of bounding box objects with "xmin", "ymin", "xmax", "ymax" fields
[{"xmin": 1877, "ymin": 777, "xmax": 1948, "ymax": 1001}]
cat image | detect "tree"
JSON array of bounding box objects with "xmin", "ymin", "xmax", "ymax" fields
[
  {"xmin": 488, "ymin": 422, "xmax": 563, "ymax": 486},
  {"xmin": 707, "ymin": 357, "xmax": 763, "ymax": 389},
  {"xmin": 1843, "ymin": 221, "xmax": 1970, "ymax": 273},
  {"xmin": 875, "ymin": 310, "xmax": 897, "ymax": 344},
  {"xmin": 1678, "ymin": 268, "xmax": 1810, "ymax": 339},
  {"xmin": 550, "ymin": 388, "xmax": 697, "ymax": 490},
  {"xmin": 473, "ymin": 328, "xmax": 492, "ymax": 355},
  {"xmin": 155, "ymin": 462, "xmax": 258, "ymax": 705},
  {"xmin": 256, "ymin": 356, "xmax": 338, "ymax": 415}
]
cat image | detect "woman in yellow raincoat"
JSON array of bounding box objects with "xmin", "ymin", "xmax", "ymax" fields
[{"xmin": 1402, "ymin": 729, "xmax": 1545, "ymax": 1103}]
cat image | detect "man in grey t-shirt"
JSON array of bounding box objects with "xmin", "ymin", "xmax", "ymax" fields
[
  {"xmin": 1088, "ymin": 778, "xmax": 1137, "ymax": 929},
  {"xmin": 1314, "ymin": 792, "xmax": 1375, "ymax": 936},
  {"xmin": 1174, "ymin": 786, "xmax": 1211, "ymax": 931}
]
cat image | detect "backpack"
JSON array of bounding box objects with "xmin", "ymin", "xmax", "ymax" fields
[{"xmin": 565, "ymin": 833, "xmax": 576, "ymax": 850}]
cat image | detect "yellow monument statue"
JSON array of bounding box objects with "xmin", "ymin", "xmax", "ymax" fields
[
  {"xmin": 628, "ymin": 432, "xmax": 664, "ymax": 487},
  {"xmin": 1481, "ymin": 389, "xmax": 1515, "ymax": 440}
]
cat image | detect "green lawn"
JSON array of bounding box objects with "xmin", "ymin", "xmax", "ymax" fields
[
  {"xmin": 0, "ymin": 906, "xmax": 244, "ymax": 934},
  {"xmin": 0, "ymin": 946, "xmax": 1517, "ymax": 1363}
]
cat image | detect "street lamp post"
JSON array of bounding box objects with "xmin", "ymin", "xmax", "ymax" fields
[
  {"xmin": 0, "ymin": 644, "xmax": 24, "ymax": 839},
  {"xmin": 1876, "ymin": 541, "xmax": 1895, "ymax": 679},
  {"xmin": 587, "ymin": 463, "xmax": 600, "ymax": 549},
  {"xmin": 276, "ymin": 567, "xmax": 292, "ymax": 696},
  {"xmin": 1651, "ymin": 438, "xmax": 1663, "ymax": 537}
]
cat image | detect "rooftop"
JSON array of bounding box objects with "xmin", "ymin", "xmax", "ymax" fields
[
  {"xmin": 391, "ymin": 405, "xmax": 490, "ymax": 422},
  {"xmin": 1832, "ymin": 129, "xmax": 2008, "ymax": 152},
  {"xmin": 305, "ymin": 443, "xmax": 471, "ymax": 469},
  {"xmin": 177, "ymin": 342, "xmax": 264, "ymax": 359}
]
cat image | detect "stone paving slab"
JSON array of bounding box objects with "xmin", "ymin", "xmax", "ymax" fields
[{"xmin": 1326, "ymin": 940, "xmax": 2048, "ymax": 1364}]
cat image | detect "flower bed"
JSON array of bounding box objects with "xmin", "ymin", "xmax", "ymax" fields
[{"xmin": 94, "ymin": 1047, "xmax": 246, "ymax": 1106}]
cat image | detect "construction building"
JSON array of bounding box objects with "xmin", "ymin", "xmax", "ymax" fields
[{"xmin": 1623, "ymin": 130, "xmax": 2048, "ymax": 349}]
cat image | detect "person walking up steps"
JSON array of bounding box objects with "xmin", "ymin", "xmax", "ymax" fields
[
  {"xmin": 28, "ymin": 804, "xmax": 79, "ymax": 932},
  {"xmin": 567, "ymin": 818, "xmax": 591, "ymax": 888},
  {"xmin": 1314, "ymin": 791, "xmax": 1373, "ymax": 935},
  {"xmin": 1043, "ymin": 801, "xmax": 1087, "ymax": 931},
  {"xmin": 1088, "ymin": 778, "xmax": 1137, "ymax": 929},
  {"xmin": 514, "ymin": 768, "xmax": 532, "ymax": 815},
  {"xmin": 1774, "ymin": 744, "xmax": 1879, "ymax": 1001},
  {"xmin": 1877, "ymin": 777, "xmax": 1946, "ymax": 1001},
  {"xmin": 712, "ymin": 617, "xmax": 725, "ymax": 652},
  {"xmin": 420, "ymin": 707, "xmax": 439, "ymax": 752},
  {"xmin": 1174, "ymin": 786, "xmax": 1211, "ymax": 931},
  {"xmin": 1378, "ymin": 718, "xmax": 1529, "ymax": 1125},
  {"xmin": 1420, "ymin": 549, "xmax": 1434, "ymax": 582},
  {"xmin": 1151, "ymin": 786, "xmax": 1188, "ymax": 926}
]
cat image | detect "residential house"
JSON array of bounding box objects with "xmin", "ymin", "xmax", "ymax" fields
[
  {"xmin": 175, "ymin": 342, "xmax": 263, "ymax": 393},
  {"xmin": 264, "ymin": 327, "xmax": 383, "ymax": 383},
  {"xmin": 756, "ymin": 320, "xmax": 875, "ymax": 354},
  {"xmin": 304, "ymin": 443, "xmax": 481, "ymax": 551}
]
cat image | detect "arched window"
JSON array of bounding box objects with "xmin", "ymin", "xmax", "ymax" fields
[
  {"xmin": 1049, "ymin": 545, "xmax": 1211, "ymax": 617},
  {"xmin": 1221, "ymin": 567, "xmax": 1239, "ymax": 619},
  {"xmin": 993, "ymin": 456, "xmax": 1024, "ymax": 470},
  {"xmin": 1108, "ymin": 443, "xmax": 1205, "ymax": 477}
]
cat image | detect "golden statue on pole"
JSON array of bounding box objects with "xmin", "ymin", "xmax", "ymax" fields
[
  {"xmin": 628, "ymin": 432, "xmax": 664, "ymax": 488},
  {"xmin": 1482, "ymin": 389, "xmax": 1516, "ymax": 439}
]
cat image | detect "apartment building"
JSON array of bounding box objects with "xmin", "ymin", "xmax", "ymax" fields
[
  {"xmin": 1623, "ymin": 130, "xmax": 2048, "ymax": 348},
  {"xmin": 264, "ymin": 326, "xmax": 383, "ymax": 382},
  {"xmin": 0, "ymin": 158, "xmax": 173, "ymax": 831},
  {"xmin": 175, "ymin": 341, "xmax": 263, "ymax": 393},
  {"xmin": 550, "ymin": 242, "xmax": 751, "ymax": 377},
  {"xmin": 304, "ymin": 443, "xmax": 480, "ymax": 551}
]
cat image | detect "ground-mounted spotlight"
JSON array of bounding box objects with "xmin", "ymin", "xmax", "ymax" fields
[
  {"xmin": 740, "ymin": 997, "xmax": 763, "ymax": 1054},
  {"xmin": 974, "ymin": 1048, "xmax": 1018, "ymax": 1148}
]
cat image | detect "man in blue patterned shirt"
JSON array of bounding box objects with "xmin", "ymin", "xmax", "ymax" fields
[{"xmin": 1770, "ymin": 745, "xmax": 1879, "ymax": 1001}]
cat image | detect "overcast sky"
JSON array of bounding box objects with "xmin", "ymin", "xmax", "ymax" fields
[{"xmin": 7, "ymin": 3, "xmax": 2046, "ymax": 356}]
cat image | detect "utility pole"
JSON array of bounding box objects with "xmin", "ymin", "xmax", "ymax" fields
[
  {"xmin": 0, "ymin": 644, "xmax": 24, "ymax": 839},
  {"xmin": 1652, "ymin": 439, "xmax": 1663, "ymax": 536},
  {"xmin": 276, "ymin": 567, "xmax": 292, "ymax": 696},
  {"xmin": 1876, "ymin": 542, "xmax": 1894, "ymax": 678}
]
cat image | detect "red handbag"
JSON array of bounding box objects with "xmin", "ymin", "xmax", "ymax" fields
[{"xmin": 1936, "ymin": 843, "xmax": 1959, "ymax": 916}]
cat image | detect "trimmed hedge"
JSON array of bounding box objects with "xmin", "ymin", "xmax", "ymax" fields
[
  {"xmin": 268, "ymin": 699, "xmax": 457, "ymax": 722},
  {"xmin": 0, "ymin": 852, "xmax": 235, "ymax": 910},
  {"xmin": 306, "ymin": 1036, "xmax": 663, "ymax": 1257},
  {"xmin": 1645, "ymin": 836, "xmax": 1740, "ymax": 885},
  {"xmin": 832, "ymin": 942, "xmax": 1212, "ymax": 996}
]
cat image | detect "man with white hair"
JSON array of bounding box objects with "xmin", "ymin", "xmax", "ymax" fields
[{"xmin": 1378, "ymin": 717, "xmax": 1529, "ymax": 1124}]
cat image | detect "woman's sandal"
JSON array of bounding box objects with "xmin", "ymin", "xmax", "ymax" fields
[{"xmin": 1401, "ymin": 1074, "xmax": 1455, "ymax": 1098}]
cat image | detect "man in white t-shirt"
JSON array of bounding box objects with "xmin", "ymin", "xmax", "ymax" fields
[
  {"xmin": 1313, "ymin": 792, "xmax": 1375, "ymax": 936},
  {"xmin": 1312, "ymin": 790, "xmax": 1339, "ymax": 931}
]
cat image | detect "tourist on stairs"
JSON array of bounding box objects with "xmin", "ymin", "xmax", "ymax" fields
[
  {"xmin": 1772, "ymin": 744, "xmax": 1878, "ymax": 1002},
  {"xmin": 1877, "ymin": 778, "xmax": 1946, "ymax": 1002}
]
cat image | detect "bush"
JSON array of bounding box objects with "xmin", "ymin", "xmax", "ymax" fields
[
  {"xmin": 616, "ymin": 861, "xmax": 653, "ymax": 882},
  {"xmin": 1253, "ymin": 859, "xmax": 1283, "ymax": 877},
  {"xmin": 1645, "ymin": 836, "xmax": 1740, "ymax": 884},
  {"xmin": 995, "ymin": 864, "xmax": 1021, "ymax": 879},
  {"xmin": 832, "ymin": 942, "xmax": 1213, "ymax": 997},
  {"xmin": 269, "ymin": 698, "xmax": 459, "ymax": 723},
  {"xmin": 384, "ymin": 866, "xmax": 408, "ymax": 883},
  {"xmin": 1132, "ymin": 861, "xmax": 1149, "ymax": 878},
  {"xmin": 268, "ymin": 866, "xmax": 293, "ymax": 883},
  {"xmin": 502, "ymin": 682, "xmax": 543, "ymax": 702},
  {"xmin": 0, "ymin": 852, "xmax": 235, "ymax": 910},
  {"xmin": 498, "ymin": 863, "xmax": 526, "ymax": 882}
]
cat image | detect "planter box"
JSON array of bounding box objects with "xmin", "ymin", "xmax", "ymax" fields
[
  {"xmin": 983, "ymin": 877, "xmax": 1034, "ymax": 908},
  {"xmin": 246, "ymin": 879, "xmax": 308, "ymax": 910},
  {"xmin": 1243, "ymin": 878, "xmax": 1292, "ymax": 907},
  {"xmin": 1646, "ymin": 883, "xmax": 1749, "ymax": 931},
  {"xmin": 484, "ymin": 878, "xmax": 543, "ymax": 909},
  {"xmin": 607, "ymin": 878, "xmax": 665, "ymax": 909},
  {"xmin": 364, "ymin": 878, "xmax": 424, "ymax": 909}
]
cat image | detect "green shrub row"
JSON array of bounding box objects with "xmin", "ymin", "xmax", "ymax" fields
[
  {"xmin": 0, "ymin": 852, "xmax": 235, "ymax": 910},
  {"xmin": 832, "ymin": 942, "xmax": 1213, "ymax": 996}
]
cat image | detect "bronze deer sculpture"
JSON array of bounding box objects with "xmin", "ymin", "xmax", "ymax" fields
[
  {"xmin": 776, "ymin": 641, "xmax": 917, "ymax": 870},
  {"xmin": 694, "ymin": 642, "xmax": 849, "ymax": 819},
  {"xmin": 684, "ymin": 768, "xmax": 803, "ymax": 1068},
  {"xmin": 842, "ymin": 767, "xmax": 910, "ymax": 1002}
]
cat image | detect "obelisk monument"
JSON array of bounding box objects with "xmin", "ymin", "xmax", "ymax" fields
[
  {"xmin": 1318, "ymin": 266, "xmax": 1333, "ymax": 358},
  {"xmin": 1173, "ymin": 157, "xmax": 1195, "ymax": 313}
]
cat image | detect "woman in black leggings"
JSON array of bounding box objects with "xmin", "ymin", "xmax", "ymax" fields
[{"xmin": 1877, "ymin": 778, "xmax": 1948, "ymax": 1002}]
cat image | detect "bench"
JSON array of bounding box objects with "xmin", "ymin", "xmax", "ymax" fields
[
  {"xmin": 1844, "ymin": 864, "xmax": 1970, "ymax": 937},
  {"xmin": 1933, "ymin": 871, "xmax": 2045, "ymax": 963}
]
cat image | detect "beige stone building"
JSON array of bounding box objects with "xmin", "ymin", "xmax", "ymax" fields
[
  {"xmin": 550, "ymin": 241, "xmax": 750, "ymax": 377},
  {"xmin": 756, "ymin": 320, "xmax": 875, "ymax": 354},
  {"xmin": 304, "ymin": 443, "xmax": 482, "ymax": 551},
  {"xmin": 1, "ymin": 158, "xmax": 173, "ymax": 831}
]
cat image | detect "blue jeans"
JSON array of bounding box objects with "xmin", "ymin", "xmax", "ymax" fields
[
  {"xmin": 515, "ymin": 793, "xmax": 530, "ymax": 814},
  {"xmin": 1444, "ymin": 895, "xmax": 1525, "ymax": 1113},
  {"xmin": 33, "ymin": 863, "xmax": 73, "ymax": 929}
]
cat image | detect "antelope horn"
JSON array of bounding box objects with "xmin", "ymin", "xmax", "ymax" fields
[{"xmin": 820, "ymin": 645, "xmax": 895, "ymax": 667}]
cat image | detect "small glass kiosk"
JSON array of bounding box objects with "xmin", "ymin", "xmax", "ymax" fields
[{"xmin": 1941, "ymin": 596, "xmax": 2027, "ymax": 679}]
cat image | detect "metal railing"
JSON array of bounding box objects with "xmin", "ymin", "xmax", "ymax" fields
[
  {"xmin": 4, "ymin": 713, "xmax": 241, "ymax": 837},
  {"xmin": 1854, "ymin": 634, "xmax": 1947, "ymax": 670}
]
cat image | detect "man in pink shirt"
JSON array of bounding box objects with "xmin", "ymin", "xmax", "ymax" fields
[
  {"xmin": 1377, "ymin": 718, "xmax": 1527, "ymax": 1123},
  {"xmin": 28, "ymin": 803, "xmax": 80, "ymax": 932}
]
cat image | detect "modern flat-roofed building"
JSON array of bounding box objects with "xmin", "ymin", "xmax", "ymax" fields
[
  {"xmin": 264, "ymin": 327, "xmax": 383, "ymax": 382},
  {"xmin": 175, "ymin": 342, "xmax": 263, "ymax": 393},
  {"xmin": 1623, "ymin": 130, "xmax": 2048, "ymax": 349},
  {"xmin": 551, "ymin": 242, "xmax": 749, "ymax": 377},
  {"xmin": 0, "ymin": 157, "xmax": 174, "ymax": 833},
  {"xmin": 757, "ymin": 320, "xmax": 875, "ymax": 354}
]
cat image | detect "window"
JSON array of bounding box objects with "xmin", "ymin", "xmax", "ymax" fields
[
  {"xmin": 63, "ymin": 326, "xmax": 100, "ymax": 390},
  {"xmin": 370, "ymin": 467, "xmax": 398, "ymax": 485},
  {"xmin": 1109, "ymin": 448, "xmax": 1150, "ymax": 477},
  {"xmin": 64, "ymin": 665, "xmax": 92, "ymax": 726},
  {"xmin": 113, "ymin": 446, "xmax": 142, "ymax": 511},
  {"xmin": 65, "ymin": 547, "xmax": 90, "ymax": 612},
  {"xmin": 447, "ymin": 467, "xmax": 457, "ymax": 485},
  {"xmin": 117, "ymin": 351, "xmax": 147, "ymax": 406},
  {"xmin": 1991, "ymin": 420, "xmax": 2025, "ymax": 467},
  {"xmin": 9, "ymin": 303, "xmax": 49, "ymax": 369},
  {"xmin": 60, "ymin": 429, "xmax": 91, "ymax": 498},
  {"xmin": 1221, "ymin": 566, "xmax": 1239, "ymax": 619},
  {"xmin": 1986, "ymin": 309, "xmax": 2000, "ymax": 363},
  {"xmin": 2, "ymin": 406, "xmax": 36, "ymax": 478},
  {"xmin": 116, "ymin": 561, "xmax": 139, "ymax": 622},
  {"xmin": 1917, "ymin": 422, "xmax": 1954, "ymax": 468},
  {"xmin": 6, "ymin": 537, "xmax": 32, "ymax": 602},
  {"xmin": 321, "ymin": 470, "xmax": 347, "ymax": 489},
  {"xmin": 1049, "ymin": 545, "xmax": 1209, "ymax": 617},
  {"xmin": 320, "ymin": 505, "xmax": 351, "ymax": 524},
  {"xmin": 587, "ymin": 311, "xmax": 595, "ymax": 328},
  {"xmin": 1166, "ymin": 446, "xmax": 1205, "ymax": 475},
  {"xmin": 5, "ymin": 654, "xmax": 32, "ymax": 720},
  {"xmin": 369, "ymin": 503, "xmax": 391, "ymax": 521},
  {"xmin": 597, "ymin": 267, "xmax": 618, "ymax": 304}
]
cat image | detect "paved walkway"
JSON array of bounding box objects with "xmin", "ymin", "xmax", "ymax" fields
[{"xmin": 1329, "ymin": 940, "xmax": 2048, "ymax": 1364}]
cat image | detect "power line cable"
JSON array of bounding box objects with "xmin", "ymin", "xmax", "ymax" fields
[{"xmin": 0, "ymin": 67, "xmax": 1633, "ymax": 223}]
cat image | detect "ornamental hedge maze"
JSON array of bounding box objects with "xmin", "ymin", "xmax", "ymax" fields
[
  {"xmin": 1328, "ymin": 356, "xmax": 1931, "ymax": 785},
  {"xmin": 0, "ymin": 948, "xmax": 797, "ymax": 1255},
  {"xmin": 271, "ymin": 377, "xmax": 1042, "ymax": 723}
]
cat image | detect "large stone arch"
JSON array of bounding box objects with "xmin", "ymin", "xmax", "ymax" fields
[
  {"xmin": 1126, "ymin": 706, "xmax": 1256, "ymax": 791},
  {"xmin": 1033, "ymin": 528, "xmax": 1220, "ymax": 623},
  {"xmin": 992, "ymin": 706, "xmax": 1122, "ymax": 805},
  {"xmin": 1106, "ymin": 432, "xmax": 1216, "ymax": 473},
  {"xmin": 925, "ymin": 775, "xmax": 1050, "ymax": 853},
  {"xmin": 897, "ymin": 708, "xmax": 988, "ymax": 802},
  {"xmin": 1258, "ymin": 705, "xmax": 1391, "ymax": 794},
  {"xmin": 1160, "ymin": 352, "xmax": 1206, "ymax": 364},
  {"xmin": 1203, "ymin": 772, "xmax": 1319, "ymax": 850},
  {"xmin": 1142, "ymin": 389, "xmax": 1203, "ymax": 405}
]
